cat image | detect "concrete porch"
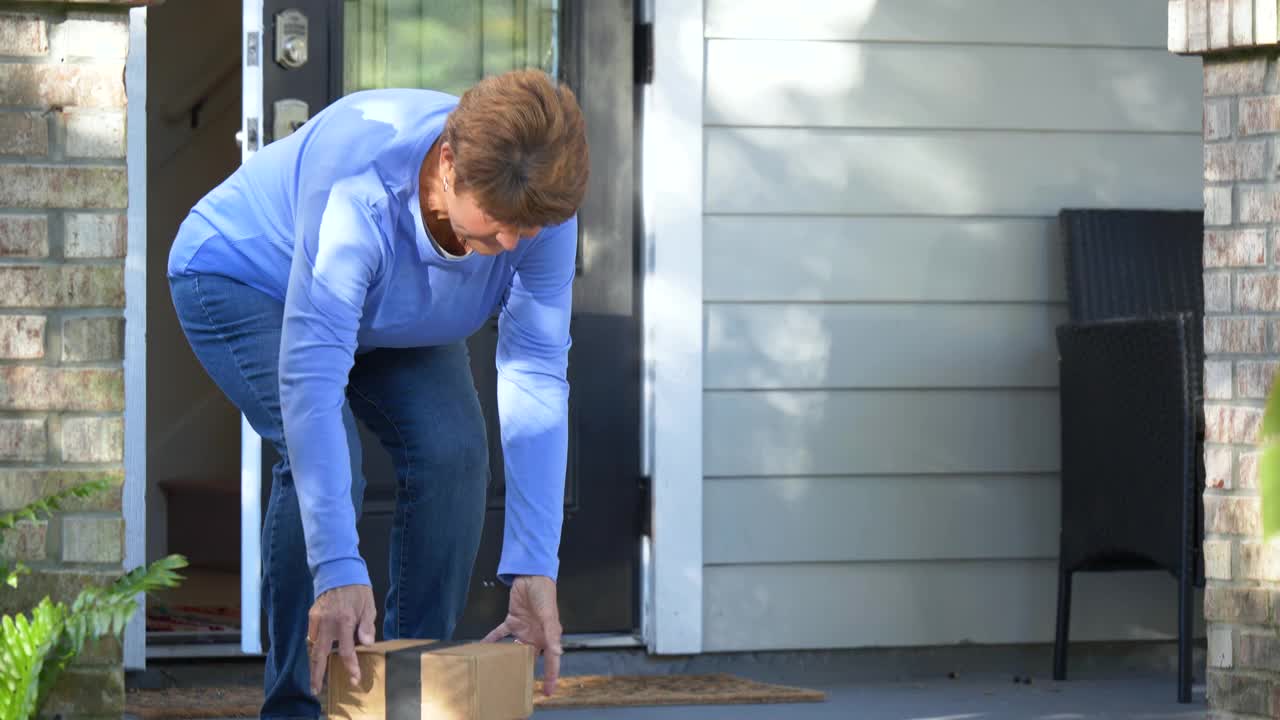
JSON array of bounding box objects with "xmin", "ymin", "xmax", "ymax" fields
[
  {"xmin": 536, "ymin": 678, "xmax": 1206, "ymax": 720},
  {"xmin": 126, "ymin": 640, "xmax": 1210, "ymax": 719}
]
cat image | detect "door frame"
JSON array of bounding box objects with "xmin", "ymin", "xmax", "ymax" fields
[
  {"xmin": 641, "ymin": 0, "xmax": 704, "ymax": 655},
  {"xmin": 239, "ymin": 0, "xmax": 266, "ymax": 656},
  {"xmin": 123, "ymin": 0, "xmax": 709, "ymax": 664},
  {"xmin": 123, "ymin": 5, "xmax": 149, "ymax": 671},
  {"xmin": 126, "ymin": 0, "xmax": 267, "ymax": 666}
]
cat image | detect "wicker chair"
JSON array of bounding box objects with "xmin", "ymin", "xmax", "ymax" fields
[{"xmin": 1051, "ymin": 208, "xmax": 1205, "ymax": 704}]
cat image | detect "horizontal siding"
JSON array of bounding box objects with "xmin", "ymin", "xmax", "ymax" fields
[
  {"xmin": 706, "ymin": 41, "xmax": 1200, "ymax": 132},
  {"xmin": 704, "ymin": 0, "xmax": 1169, "ymax": 46},
  {"xmin": 704, "ymin": 562, "xmax": 1203, "ymax": 651},
  {"xmin": 704, "ymin": 390, "xmax": 1059, "ymax": 477},
  {"xmin": 705, "ymin": 303, "xmax": 1064, "ymax": 389},
  {"xmin": 704, "ymin": 128, "xmax": 1202, "ymax": 216},
  {"xmin": 704, "ymin": 475, "xmax": 1059, "ymax": 564},
  {"xmin": 695, "ymin": 0, "xmax": 1201, "ymax": 652},
  {"xmin": 704, "ymin": 216, "xmax": 1066, "ymax": 303}
]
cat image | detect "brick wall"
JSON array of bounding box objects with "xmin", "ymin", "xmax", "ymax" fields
[
  {"xmin": 1174, "ymin": 1, "xmax": 1280, "ymax": 717},
  {"xmin": 0, "ymin": 2, "xmax": 138, "ymax": 717}
]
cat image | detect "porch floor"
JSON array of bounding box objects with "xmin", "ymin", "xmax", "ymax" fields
[{"xmin": 125, "ymin": 641, "xmax": 1210, "ymax": 719}]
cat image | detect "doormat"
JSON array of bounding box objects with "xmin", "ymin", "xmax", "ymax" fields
[
  {"xmin": 536, "ymin": 673, "xmax": 826, "ymax": 709},
  {"xmin": 125, "ymin": 686, "xmax": 258, "ymax": 719},
  {"xmin": 125, "ymin": 674, "xmax": 825, "ymax": 718},
  {"xmin": 146, "ymin": 604, "xmax": 240, "ymax": 633}
]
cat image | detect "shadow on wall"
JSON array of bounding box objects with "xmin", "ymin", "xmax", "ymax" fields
[{"xmin": 695, "ymin": 0, "xmax": 1205, "ymax": 649}]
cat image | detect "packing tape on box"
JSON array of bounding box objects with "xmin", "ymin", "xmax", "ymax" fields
[{"xmin": 385, "ymin": 640, "xmax": 469, "ymax": 720}]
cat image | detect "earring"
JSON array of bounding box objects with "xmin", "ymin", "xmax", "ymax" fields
[{"xmin": 442, "ymin": 176, "xmax": 450, "ymax": 193}]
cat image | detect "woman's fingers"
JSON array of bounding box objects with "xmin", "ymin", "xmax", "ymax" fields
[
  {"xmin": 483, "ymin": 620, "xmax": 512, "ymax": 643},
  {"xmin": 541, "ymin": 640, "xmax": 563, "ymax": 696},
  {"xmin": 307, "ymin": 585, "xmax": 376, "ymax": 696},
  {"xmin": 308, "ymin": 621, "xmax": 335, "ymax": 696},
  {"xmin": 537, "ymin": 605, "xmax": 563, "ymax": 695},
  {"xmin": 336, "ymin": 613, "xmax": 361, "ymax": 686},
  {"xmin": 357, "ymin": 600, "xmax": 377, "ymax": 646}
]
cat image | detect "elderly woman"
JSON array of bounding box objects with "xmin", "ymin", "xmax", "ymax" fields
[{"xmin": 166, "ymin": 69, "xmax": 587, "ymax": 718}]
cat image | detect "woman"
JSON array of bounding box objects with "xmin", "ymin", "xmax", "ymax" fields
[{"xmin": 167, "ymin": 69, "xmax": 588, "ymax": 718}]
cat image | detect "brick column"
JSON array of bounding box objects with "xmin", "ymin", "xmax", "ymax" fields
[
  {"xmin": 1174, "ymin": 1, "xmax": 1280, "ymax": 717},
  {"xmin": 0, "ymin": 2, "xmax": 149, "ymax": 717}
]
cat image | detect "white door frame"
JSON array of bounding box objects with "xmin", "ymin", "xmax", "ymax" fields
[
  {"xmin": 643, "ymin": 0, "xmax": 705, "ymax": 655},
  {"xmin": 124, "ymin": 2, "xmax": 267, "ymax": 667},
  {"xmin": 123, "ymin": 6, "xmax": 149, "ymax": 671},
  {"xmin": 239, "ymin": 0, "xmax": 267, "ymax": 656}
]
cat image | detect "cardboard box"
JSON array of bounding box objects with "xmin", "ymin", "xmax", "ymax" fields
[{"xmin": 327, "ymin": 639, "xmax": 536, "ymax": 720}]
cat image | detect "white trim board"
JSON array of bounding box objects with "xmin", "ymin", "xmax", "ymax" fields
[
  {"xmin": 123, "ymin": 6, "xmax": 148, "ymax": 672},
  {"xmin": 644, "ymin": 0, "xmax": 704, "ymax": 655},
  {"xmin": 239, "ymin": 0, "xmax": 265, "ymax": 657}
]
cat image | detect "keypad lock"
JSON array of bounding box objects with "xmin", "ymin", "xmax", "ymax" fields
[
  {"xmin": 274, "ymin": 9, "xmax": 308, "ymax": 69},
  {"xmin": 273, "ymin": 98, "xmax": 309, "ymax": 141}
]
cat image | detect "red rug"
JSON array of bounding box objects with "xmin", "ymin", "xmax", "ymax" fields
[{"xmin": 146, "ymin": 604, "xmax": 240, "ymax": 634}]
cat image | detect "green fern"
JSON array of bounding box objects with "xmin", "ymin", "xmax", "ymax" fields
[
  {"xmin": 2, "ymin": 564, "xmax": 29, "ymax": 589},
  {"xmin": 62, "ymin": 555, "xmax": 186, "ymax": 657},
  {"xmin": 0, "ymin": 480, "xmax": 114, "ymax": 600},
  {"xmin": 0, "ymin": 479, "xmax": 111, "ymax": 538},
  {"xmin": 0, "ymin": 600, "xmax": 64, "ymax": 720},
  {"xmin": 0, "ymin": 478, "xmax": 187, "ymax": 720},
  {"xmin": 33, "ymin": 556, "xmax": 186, "ymax": 713}
]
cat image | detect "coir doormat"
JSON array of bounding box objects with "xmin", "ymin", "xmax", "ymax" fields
[
  {"xmin": 125, "ymin": 673, "xmax": 825, "ymax": 718},
  {"xmin": 536, "ymin": 673, "xmax": 826, "ymax": 709}
]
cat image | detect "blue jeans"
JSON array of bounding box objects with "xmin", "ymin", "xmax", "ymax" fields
[{"xmin": 168, "ymin": 273, "xmax": 489, "ymax": 719}]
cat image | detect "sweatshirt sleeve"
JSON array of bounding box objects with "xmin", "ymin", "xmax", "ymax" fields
[
  {"xmin": 494, "ymin": 217, "xmax": 578, "ymax": 583},
  {"xmin": 278, "ymin": 175, "xmax": 386, "ymax": 599}
]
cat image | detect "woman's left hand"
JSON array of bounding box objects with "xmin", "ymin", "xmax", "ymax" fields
[{"xmin": 482, "ymin": 575, "xmax": 564, "ymax": 696}]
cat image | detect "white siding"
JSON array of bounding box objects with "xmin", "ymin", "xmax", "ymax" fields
[
  {"xmin": 704, "ymin": 475, "xmax": 1060, "ymax": 564},
  {"xmin": 705, "ymin": 129, "xmax": 1201, "ymax": 216},
  {"xmin": 706, "ymin": 42, "xmax": 1199, "ymax": 132},
  {"xmin": 704, "ymin": 563, "xmax": 1205, "ymax": 652},
  {"xmin": 704, "ymin": 390, "xmax": 1060, "ymax": 476},
  {"xmin": 704, "ymin": 0, "xmax": 1169, "ymax": 46},
  {"xmin": 699, "ymin": 0, "xmax": 1204, "ymax": 651},
  {"xmin": 704, "ymin": 216, "xmax": 1066, "ymax": 303},
  {"xmin": 705, "ymin": 304, "xmax": 1065, "ymax": 389}
]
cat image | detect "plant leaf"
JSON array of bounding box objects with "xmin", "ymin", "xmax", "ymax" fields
[
  {"xmin": 1262, "ymin": 366, "xmax": 1280, "ymax": 539},
  {"xmin": 1263, "ymin": 377, "xmax": 1280, "ymax": 442},
  {"xmin": 2, "ymin": 563, "xmax": 28, "ymax": 589},
  {"xmin": 0, "ymin": 599, "xmax": 66, "ymax": 720},
  {"xmin": 0, "ymin": 480, "xmax": 187, "ymax": 719},
  {"xmin": 0, "ymin": 478, "xmax": 112, "ymax": 539}
]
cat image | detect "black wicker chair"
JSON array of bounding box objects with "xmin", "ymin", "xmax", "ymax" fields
[{"xmin": 1051, "ymin": 208, "xmax": 1205, "ymax": 704}]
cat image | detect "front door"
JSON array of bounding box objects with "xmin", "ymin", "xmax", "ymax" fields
[{"xmin": 247, "ymin": 0, "xmax": 640, "ymax": 641}]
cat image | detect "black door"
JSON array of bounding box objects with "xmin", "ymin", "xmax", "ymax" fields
[{"xmin": 259, "ymin": 0, "xmax": 640, "ymax": 640}]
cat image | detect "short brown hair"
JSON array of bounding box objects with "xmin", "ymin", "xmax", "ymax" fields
[{"xmin": 444, "ymin": 69, "xmax": 589, "ymax": 228}]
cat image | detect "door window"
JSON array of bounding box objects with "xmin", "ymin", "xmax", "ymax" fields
[{"xmin": 342, "ymin": 0, "xmax": 561, "ymax": 96}]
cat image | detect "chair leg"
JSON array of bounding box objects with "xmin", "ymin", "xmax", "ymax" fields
[
  {"xmin": 1178, "ymin": 452, "xmax": 1195, "ymax": 705},
  {"xmin": 1053, "ymin": 560, "xmax": 1072, "ymax": 682},
  {"xmin": 1177, "ymin": 516, "xmax": 1196, "ymax": 705},
  {"xmin": 1177, "ymin": 565, "xmax": 1192, "ymax": 704}
]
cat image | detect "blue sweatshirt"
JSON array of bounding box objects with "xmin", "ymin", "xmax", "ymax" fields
[{"xmin": 168, "ymin": 88, "xmax": 574, "ymax": 599}]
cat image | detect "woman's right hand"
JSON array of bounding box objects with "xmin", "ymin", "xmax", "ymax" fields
[{"xmin": 307, "ymin": 583, "xmax": 377, "ymax": 696}]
